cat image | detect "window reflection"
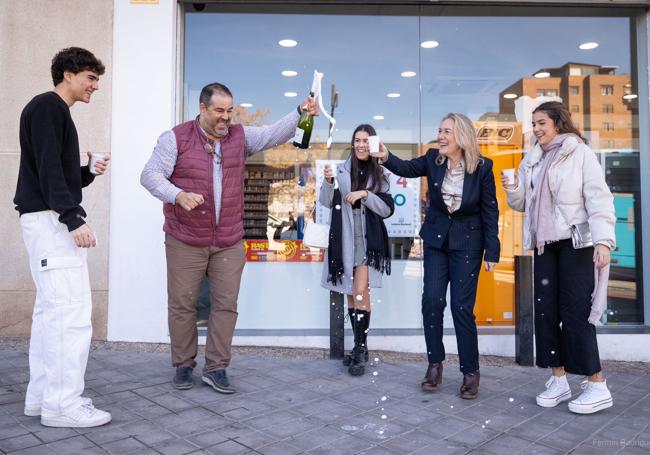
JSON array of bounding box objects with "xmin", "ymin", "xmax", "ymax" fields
[
  {"xmin": 418, "ymin": 15, "xmax": 640, "ymax": 325},
  {"xmin": 185, "ymin": 11, "xmax": 642, "ymax": 325}
]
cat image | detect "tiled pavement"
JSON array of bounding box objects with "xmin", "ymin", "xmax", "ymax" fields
[{"xmin": 0, "ymin": 344, "xmax": 649, "ymax": 454}]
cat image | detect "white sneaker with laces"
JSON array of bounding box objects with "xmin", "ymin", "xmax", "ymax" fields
[
  {"xmin": 568, "ymin": 379, "xmax": 613, "ymax": 414},
  {"xmin": 41, "ymin": 401, "xmax": 111, "ymax": 428},
  {"xmin": 24, "ymin": 397, "xmax": 93, "ymax": 417},
  {"xmin": 536, "ymin": 375, "xmax": 572, "ymax": 408}
]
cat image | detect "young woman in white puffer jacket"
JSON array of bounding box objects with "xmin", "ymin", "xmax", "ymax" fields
[{"xmin": 502, "ymin": 101, "xmax": 616, "ymax": 415}]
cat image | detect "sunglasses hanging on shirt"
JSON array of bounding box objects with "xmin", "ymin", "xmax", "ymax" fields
[
  {"xmin": 203, "ymin": 141, "xmax": 214, "ymax": 154},
  {"xmin": 203, "ymin": 138, "xmax": 222, "ymax": 164}
]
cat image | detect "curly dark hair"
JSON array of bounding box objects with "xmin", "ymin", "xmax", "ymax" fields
[
  {"xmin": 533, "ymin": 101, "xmax": 588, "ymax": 145},
  {"xmin": 51, "ymin": 47, "xmax": 105, "ymax": 86}
]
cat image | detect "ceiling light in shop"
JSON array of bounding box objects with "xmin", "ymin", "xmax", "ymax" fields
[
  {"xmin": 401, "ymin": 71, "xmax": 416, "ymax": 78},
  {"xmin": 387, "ymin": 93, "xmax": 401, "ymax": 98},
  {"xmin": 240, "ymin": 103, "xmax": 253, "ymax": 108},
  {"xmin": 503, "ymin": 93, "xmax": 518, "ymax": 99},
  {"xmin": 623, "ymin": 94, "xmax": 638, "ymax": 100},
  {"xmin": 373, "ymin": 115, "xmax": 385, "ymax": 120},
  {"xmin": 278, "ymin": 39, "xmax": 298, "ymax": 47},
  {"xmin": 281, "ymin": 70, "xmax": 298, "ymax": 77},
  {"xmin": 579, "ymin": 42, "xmax": 599, "ymax": 50},
  {"xmin": 534, "ymin": 71, "xmax": 551, "ymax": 78},
  {"xmin": 420, "ymin": 40, "xmax": 439, "ymax": 49},
  {"xmin": 284, "ymin": 92, "xmax": 298, "ymax": 97}
]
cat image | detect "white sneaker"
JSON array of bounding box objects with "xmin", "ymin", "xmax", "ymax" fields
[
  {"xmin": 41, "ymin": 401, "xmax": 111, "ymax": 428},
  {"xmin": 536, "ymin": 375, "xmax": 572, "ymax": 408},
  {"xmin": 24, "ymin": 397, "xmax": 93, "ymax": 417},
  {"xmin": 568, "ymin": 380, "xmax": 613, "ymax": 414}
]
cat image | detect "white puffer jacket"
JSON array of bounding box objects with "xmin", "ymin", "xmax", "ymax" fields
[{"xmin": 505, "ymin": 135, "xmax": 616, "ymax": 251}]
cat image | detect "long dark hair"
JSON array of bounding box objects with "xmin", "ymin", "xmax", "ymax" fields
[
  {"xmin": 533, "ymin": 101, "xmax": 588, "ymax": 145},
  {"xmin": 350, "ymin": 124, "xmax": 388, "ymax": 193}
]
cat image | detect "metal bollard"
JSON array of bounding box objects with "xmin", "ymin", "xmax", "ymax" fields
[
  {"xmin": 329, "ymin": 290, "xmax": 345, "ymax": 359},
  {"xmin": 515, "ymin": 255, "xmax": 535, "ymax": 366}
]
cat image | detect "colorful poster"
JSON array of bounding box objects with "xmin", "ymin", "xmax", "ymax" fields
[
  {"xmin": 315, "ymin": 160, "xmax": 421, "ymax": 237},
  {"xmin": 244, "ymin": 240, "xmax": 324, "ymax": 262}
]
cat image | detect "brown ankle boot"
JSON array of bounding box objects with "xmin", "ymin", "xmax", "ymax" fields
[
  {"xmin": 421, "ymin": 362, "xmax": 443, "ymax": 392},
  {"xmin": 460, "ymin": 371, "xmax": 480, "ymax": 399}
]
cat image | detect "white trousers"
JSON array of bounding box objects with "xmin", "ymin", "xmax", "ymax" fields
[{"xmin": 20, "ymin": 211, "xmax": 92, "ymax": 417}]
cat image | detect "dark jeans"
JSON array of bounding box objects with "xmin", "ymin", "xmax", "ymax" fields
[
  {"xmin": 422, "ymin": 242, "xmax": 483, "ymax": 374},
  {"xmin": 534, "ymin": 239, "xmax": 601, "ymax": 376}
]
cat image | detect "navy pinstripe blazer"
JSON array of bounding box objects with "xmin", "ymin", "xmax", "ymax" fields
[{"xmin": 383, "ymin": 148, "xmax": 500, "ymax": 263}]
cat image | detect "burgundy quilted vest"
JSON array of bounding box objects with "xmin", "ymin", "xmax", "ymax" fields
[{"xmin": 163, "ymin": 120, "xmax": 245, "ymax": 247}]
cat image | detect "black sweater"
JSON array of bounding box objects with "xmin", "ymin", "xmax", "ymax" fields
[{"xmin": 14, "ymin": 92, "xmax": 95, "ymax": 231}]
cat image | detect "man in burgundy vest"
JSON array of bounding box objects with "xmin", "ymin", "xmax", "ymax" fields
[{"xmin": 141, "ymin": 83, "xmax": 317, "ymax": 393}]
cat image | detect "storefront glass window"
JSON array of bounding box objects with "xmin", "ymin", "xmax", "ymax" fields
[{"xmin": 184, "ymin": 9, "xmax": 643, "ymax": 326}]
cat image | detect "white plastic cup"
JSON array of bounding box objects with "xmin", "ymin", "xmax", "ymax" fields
[
  {"xmin": 368, "ymin": 135, "xmax": 381, "ymax": 156},
  {"xmin": 502, "ymin": 168, "xmax": 516, "ymax": 185},
  {"xmin": 90, "ymin": 153, "xmax": 107, "ymax": 175},
  {"xmin": 324, "ymin": 163, "xmax": 336, "ymax": 183}
]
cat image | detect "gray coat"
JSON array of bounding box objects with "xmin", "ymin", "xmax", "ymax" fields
[{"xmin": 319, "ymin": 158, "xmax": 392, "ymax": 294}]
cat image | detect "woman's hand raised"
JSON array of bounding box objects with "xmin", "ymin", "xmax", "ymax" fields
[
  {"xmin": 324, "ymin": 164, "xmax": 335, "ymax": 183},
  {"xmin": 500, "ymin": 171, "xmax": 518, "ymax": 190},
  {"xmin": 375, "ymin": 143, "xmax": 389, "ymax": 162}
]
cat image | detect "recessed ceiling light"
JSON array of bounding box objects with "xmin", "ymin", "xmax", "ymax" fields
[
  {"xmin": 387, "ymin": 93, "xmax": 401, "ymax": 98},
  {"xmin": 534, "ymin": 71, "xmax": 551, "ymax": 78},
  {"xmin": 401, "ymin": 71, "xmax": 416, "ymax": 78},
  {"xmin": 278, "ymin": 39, "xmax": 298, "ymax": 47},
  {"xmin": 420, "ymin": 40, "xmax": 439, "ymax": 49},
  {"xmin": 373, "ymin": 115, "xmax": 385, "ymax": 120},
  {"xmin": 240, "ymin": 103, "xmax": 253, "ymax": 108},
  {"xmin": 281, "ymin": 70, "xmax": 298, "ymax": 77},
  {"xmin": 503, "ymin": 93, "xmax": 518, "ymax": 99},
  {"xmin": 579, "ymin": 42, "xmax": 599, "ymax": 50},
  {"xmin": 284, "ymin": 92, "xmax": 297, "ymax": 98},
  {"xmin": 623, "ymin": 94, "xmax": 638, "ymax": 100}
]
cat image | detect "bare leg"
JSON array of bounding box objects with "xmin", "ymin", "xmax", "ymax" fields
[
  {"xmin": 351, "ymin": 265, "xmax": 370, "ymax": 311},
  {"xmin": 552, "ymin": 367, "xmax": 566, "ymax": 377},
  {"xmin": 588, "ymin": 371, "xmax": 605, "ymax": 382}
]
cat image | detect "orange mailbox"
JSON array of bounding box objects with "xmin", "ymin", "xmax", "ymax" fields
[{"xmin": 473, "ymin": 122, "xmax": 525, "ymax": 326}]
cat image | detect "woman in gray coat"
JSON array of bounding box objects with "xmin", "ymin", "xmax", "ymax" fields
[{"xmin": 319, "ymin": 124, "xmax": 393, "ymax": 376}]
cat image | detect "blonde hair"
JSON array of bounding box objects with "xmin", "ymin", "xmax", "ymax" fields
[{"xmin": 435, "ymin": 113, "xmax": 482, "ymax": 174}]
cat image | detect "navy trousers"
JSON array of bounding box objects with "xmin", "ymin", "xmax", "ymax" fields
[{"xmin": 422, "ymin": 241, "xmax": 483, "ymax": 374}]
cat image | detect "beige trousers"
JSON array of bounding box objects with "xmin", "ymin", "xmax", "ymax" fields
[{"xmin": 165, "ymin": 234, "xmax": 245, "ymax": 373}]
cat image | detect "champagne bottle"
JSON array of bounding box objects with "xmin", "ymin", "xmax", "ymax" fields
[{"xmin": 293, "ymin": 91, "xmax": 314, "ymax": 149}]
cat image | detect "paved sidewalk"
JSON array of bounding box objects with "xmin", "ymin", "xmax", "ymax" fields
[{"xmin": 0, "ymin": 343, "xmax": 649, "ymax": 455}]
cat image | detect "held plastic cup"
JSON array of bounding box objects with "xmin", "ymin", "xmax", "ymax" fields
[
  {"xmin": 502, "ymin": 168, "xmax": 516, "ymax": 185},
  {"xmin": 90, "ymin": 153, "xmax": 106, "ymax": 175},
  {"xmin": 368, "ymin": 135, "xmax": 381, "ymax": 156},
  {"xmin": 327, "ymin": 163, "xmax": 337, "ymax": 182}
]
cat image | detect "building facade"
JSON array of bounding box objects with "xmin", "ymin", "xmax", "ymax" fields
[{"xmin": 2, "ymin": 0, "xmax": 650, "ymax": 361}]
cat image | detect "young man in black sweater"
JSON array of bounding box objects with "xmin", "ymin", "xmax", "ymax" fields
[{"xmin": 14, "ymin": 47, "xmax": 111, "ymax": 428}]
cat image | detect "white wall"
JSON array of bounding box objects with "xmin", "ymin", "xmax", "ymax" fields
[
  {"xmin": 237, "ymin": 261, "xmax": 426, "ymax": 330},
  {"xmin": 109, "ymin": 0, "xmax": 178, "ymax": 342},
  {"xmin": 231, "ymin": 334, "xmax": 650, "ymax": 362}
]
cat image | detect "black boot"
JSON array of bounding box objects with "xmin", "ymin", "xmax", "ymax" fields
[
  {"xmin": 349, "ymin": 310, "xmax": 370, "ymax": 376},
  {"xmin": 343, "ymin": 308, "xmax": 357, "ymax": 366}
]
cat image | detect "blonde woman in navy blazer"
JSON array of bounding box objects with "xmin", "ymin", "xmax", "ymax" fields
[{"xmin": 376, "ymin": 113, "xmax": 500, "ymax": 399}]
